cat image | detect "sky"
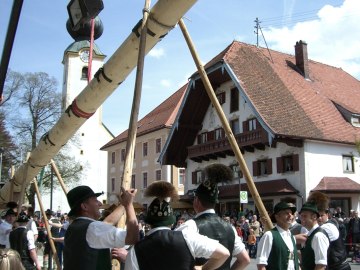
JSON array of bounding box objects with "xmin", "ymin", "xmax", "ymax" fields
[{"xmin": 1, "ymin": 0, "xmax": 359, "ymax": 137}]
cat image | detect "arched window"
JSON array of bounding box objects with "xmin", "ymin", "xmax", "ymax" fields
[{"xmin": 81, "ymin": 67, "xmax": 88, "ymax": 80}]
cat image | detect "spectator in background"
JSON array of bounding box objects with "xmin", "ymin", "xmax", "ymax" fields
[
  {"xmin": 9, "ymin": 213, "xmax": 41, "ymax": 270},
  {"xmin": 0, "ymin": 209, "xmax": 17, "ymax": 248},
  {"xmin": 247, "ymin": 228, "xmax": 256, "ymax": 259},
  {"xmin": 250, "ymin": 214, "xmax": 261, "ymax": 256}
]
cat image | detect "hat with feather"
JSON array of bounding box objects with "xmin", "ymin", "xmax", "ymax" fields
[
  {"xmin": 307, "ymin": 191, "xmax": 329, "ymax": 212},
  {"xmin": 195, "ymin": 164, "xmax": 234, "ymax": 203},
  {"xmin": 144, "ymin": 181, "xmax": 178, "ymax": 227}
]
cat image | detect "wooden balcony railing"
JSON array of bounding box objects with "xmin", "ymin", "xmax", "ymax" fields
[{"xmin": 187, "ymin": 128, "xmax": 268, "ymax": 162}]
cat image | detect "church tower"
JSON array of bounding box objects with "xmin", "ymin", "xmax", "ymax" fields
[{"xmin": 59, "ymin": 17, "xmax": 113, "ymax": 209}]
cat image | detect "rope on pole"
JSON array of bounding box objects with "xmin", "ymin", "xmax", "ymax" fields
[{"xmin": 178, "ymin": 18, "xmax": 273, "ymax": 231}]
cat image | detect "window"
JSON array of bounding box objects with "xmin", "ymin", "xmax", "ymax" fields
[
  {"xmin": 143, "ymin": 142, "xmax": 148, "ymax": 157},
  {"xmin": 253, "ymin": 159, "xmax": 272, "ymax": 176},
  {"xmin": 179, "ymin": 168, "xmax": 185, "ymax": 185},
  {"xmin": 230, "ymin": 164, "xmax": 243, "ymax": 179},
  {"xmin": 81, "ymin": 67, "xmax": 88, "ymax": 80},
  {"xmin": 111, "ymin": 152, "xmax": 115, "ymax": 164},
  {"xmin": 111, "ymin": 178, "xmax": 115, "ymax": 192},
  {"xmin": 230, "ymin": 87, "xmax": 239, "ymax": 113},
  {"xmin": 249, "ymin": 119, "xmax": 257, "ymax": 131},
  {"xmin": 143, "ymin": 172, "xmax": 148, "ymax": 188},
  {"xmin": 197, "ymin": 132, "xmax": 208, "ymax": 144},
  {"xmin": 231, "ymin": 119, "xmax": 240, "ymax": 134},
  {"xmin": 121, "ymin": 149, "xmax": 125, "ymax": 162},
  {"xmin": 277, "ymin": 154, "xmax": 299, "ymax": 173},
  {"xmin": 131, "ymin": 175, "xmax": 136, "ymax": 189},
  {"xmin": 343, "ymin": 155, "xmax": 354, "ymax": 173},
  {"xmin": 215, "ymin": 128, "xmax": 225, "ymax": 140},
  {"xmin": 156, "ymin": 170, "xmax": 162, "ymax": 181},
  {"xmin": 216, "ymin": 92, "xmax": 225, "ymax": 105},
  {"xmin": 156, "ymin": 138, "xmax": 161, "ymax": 153},
  {"xmin": 192, "ymin": 170, "xmax": 202, "ymax": 184}
]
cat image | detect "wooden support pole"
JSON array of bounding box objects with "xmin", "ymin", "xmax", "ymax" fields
[
  {"xmin": 50, "ymin": 159, "xmax": 68, "ymax": 194},
  {"xmin": 178, "ymin": 18, "xmax": 273, "ymax": 231},
  {"xmin": 121, "ymin": 0, "xmax": 151, "ymax": 191},
  {"xmin": 33, "ymin": 178, "xmax": 61, "ymax": 270}
]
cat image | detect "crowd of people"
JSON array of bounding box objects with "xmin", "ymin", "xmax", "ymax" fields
[{"xmin": 0, "ymin": 163, "xmax": 359, "ymax": 270}]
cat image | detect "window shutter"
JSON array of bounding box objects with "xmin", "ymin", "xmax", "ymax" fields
[
  {"xmin": 253, "ymin": 161, "xmax": 258, "ymax": 176},
  {"xmin": 192, "ymin": 172, "xmax": 197, "ymax": 184},
  {"xmin": 293, "ymin": 154, "xmax": 299, "ymax": 171},
  {"xmin": 208, "ymin": 130, "xmax": 214, "ymax": 141},
  {"xmin": 267, "ymin": 159, "xmax": 272, "ymax": 175},
  {"xmin": 242, "ymin": 121, "xmax": 249, "ymax": 132},
  {"xmin": 277, "ymin": 157, "xmax": 283, "ymax": 173}
]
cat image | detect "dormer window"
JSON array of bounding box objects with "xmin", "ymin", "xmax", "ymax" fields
[{"xmin": 332, "ymin": 101, "xmax": 360, "ymax": 128}]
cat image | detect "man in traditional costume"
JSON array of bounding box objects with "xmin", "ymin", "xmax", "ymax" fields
[
  {"xmin": 125, "ymin": 180, "xmax": 230, "ymax": 270},
  {"xmin": 177, "ymin": 164, "xmax": 250, "ymax": 270},
  {"xmin": 257, "ymin": 201, "xmax": 299, "ymax": 270},
  {"xmin": 63, "ymin": 186, "xmax": 138, "ymax": 270}
]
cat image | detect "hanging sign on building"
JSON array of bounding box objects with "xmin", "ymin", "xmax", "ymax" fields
[{"xmin": 240, "ymin": 191, "xmax": 248, "ymax": 203}]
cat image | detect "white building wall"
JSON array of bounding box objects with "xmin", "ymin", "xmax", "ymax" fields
[{"xmin": 37, "ymin": 49, "xmax": 113, "ymax": 214}]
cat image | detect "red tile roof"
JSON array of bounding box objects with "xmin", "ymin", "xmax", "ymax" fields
[
  {"xmin": 101, "ymin": 84, "xmax": 187, "ymax": 149},
  {"xmin": 224, "ymin": 41, "xmax": 360, "ymax": 143},
  {"xmin": 161, "ymin": 40, "xmax": 360, "ymax": 166},
  {"xmin": 312, "ymin": 177, "xmax": 360, "ymax": 193}
]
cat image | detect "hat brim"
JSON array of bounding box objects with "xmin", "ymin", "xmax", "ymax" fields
[{"xmin": 68, "ymin": 192, "xmax": 103, "ymax": 217}]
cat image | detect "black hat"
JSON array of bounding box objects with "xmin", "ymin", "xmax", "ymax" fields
[
  {"xmin": 300, "ymin": 202, "xmax": 320, "ymax": 217},
  {"xmin": 45, "ymin": 209, "xmax": 53, "ymax": 216},
  {"xmin": 16, "ymin": 212, "xmax": 29, "ymax": 223},
  {"xmin": 67, "ymin": 186, "xmax": 103, "ymax": 216},
  {"xmin": 4, "ymin": 208, "xmax": 16, "ymax": 217},
  {"xmin": 144, "ymin": 181, "xmax": 178, "ymax": 227},
  {"xmin": 195, "ymin": 164, "xmax": 233, "ymax": 203},
  {"xmin": 274, "ymin": 201, "xmax": 296, "ymax": 215}
]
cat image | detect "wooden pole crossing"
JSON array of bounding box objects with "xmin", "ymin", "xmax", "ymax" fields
[{"xmin": 178, "ymin": 18, "xmax": 273, "ymax": 231}]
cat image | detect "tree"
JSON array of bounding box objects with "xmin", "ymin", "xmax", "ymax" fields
[{"xmin": 4, "ymin": 71, "xmax": 82, "ymax": 208}]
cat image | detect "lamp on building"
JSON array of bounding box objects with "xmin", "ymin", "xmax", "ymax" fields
[{"xmin": 67, "ymin": 0, "xmax": 104, "ymax": 30}]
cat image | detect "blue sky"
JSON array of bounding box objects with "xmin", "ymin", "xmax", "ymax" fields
[{"xmin": 1, "ymin": 0, "xmax": 359, "ymax": 136}]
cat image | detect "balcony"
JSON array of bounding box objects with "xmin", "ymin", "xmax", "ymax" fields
[{"xmin": 187, "ymin": 128, "xmax": 269, "ymax": 162}]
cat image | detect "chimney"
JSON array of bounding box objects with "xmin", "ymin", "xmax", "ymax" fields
[{"xmin": 294, "ymin": 40, "xmax": 309, "ymax": 79}]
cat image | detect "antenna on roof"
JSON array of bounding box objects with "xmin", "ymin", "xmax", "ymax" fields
[{"xmin": 254, "ymin": 17, "xmax": 273, "ymax": 63}]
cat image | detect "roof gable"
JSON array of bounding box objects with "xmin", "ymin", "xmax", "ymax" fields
[{"xmin": 101, "ymin": 85, "xmax": 186, "ymax": 150}]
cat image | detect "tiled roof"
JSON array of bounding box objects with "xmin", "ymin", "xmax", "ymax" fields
[
  {"xmin": 160, "ymin": 40, "xmax": 360, "ymax": 166},
  {"xmin": 312, "ymin": 177, "xmax": 360, "ymax": 193},
  {"xmin": 101, "ymin": 84, "xmax": 187, "ymax": 149},
  {"xmin": 224, "ymin": 41, "xmax": 360, "ymax": 143}
]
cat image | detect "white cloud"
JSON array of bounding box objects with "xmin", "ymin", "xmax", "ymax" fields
[
  {"xmin": 263, "ymin": 0, "xmax": 360, "ymax": 79},
  {"xmin": 160, "ymin": 79, "xmax": 171, "ymax": 88},
  {"xmin": 148, "ymin": 47, "xmax": 165, "ymax": 58}
]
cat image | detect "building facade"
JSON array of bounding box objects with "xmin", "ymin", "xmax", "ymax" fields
[
  {"xmin": 160, "ymin": 40, "xmax": 360, "ymax": 216},
  {"xmin": 101, "ymin": 86, "xmax": 188, "ymax": 209}
]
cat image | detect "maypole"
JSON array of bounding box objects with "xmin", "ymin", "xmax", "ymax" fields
[{"xmin": 0, "ymin": 0, "xmax": 199, "ymax": 206}]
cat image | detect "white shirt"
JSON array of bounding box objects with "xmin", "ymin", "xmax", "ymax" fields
[
  {"xmin": 307, "ymin": 224, "xmax": 330, "ymax": 266},
  {"xmin": 0, "ymin": 221, "xmax": 13, "ymax": 247},
  {"xmin": 125, "ymin": 226, "xmax": 219, "ymax": 270},
  {"xmin": 257, "ymin": 225, "xmax": 296, "ymax": 270},
  {"xmin": 78, "ymin": 217, "xmax": 127, "ymax": 249},
  {"xmin": 321, "ymin": 222, "xmax": 339, "ymax": 242},
  {"xmin": 176, "ymin": 209, "xmax": 246, "ymax": 256}
]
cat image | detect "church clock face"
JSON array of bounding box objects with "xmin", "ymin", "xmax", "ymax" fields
[{"xmin": 80, "ymin": 49, "xmax": 89, "ymax": 63}]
